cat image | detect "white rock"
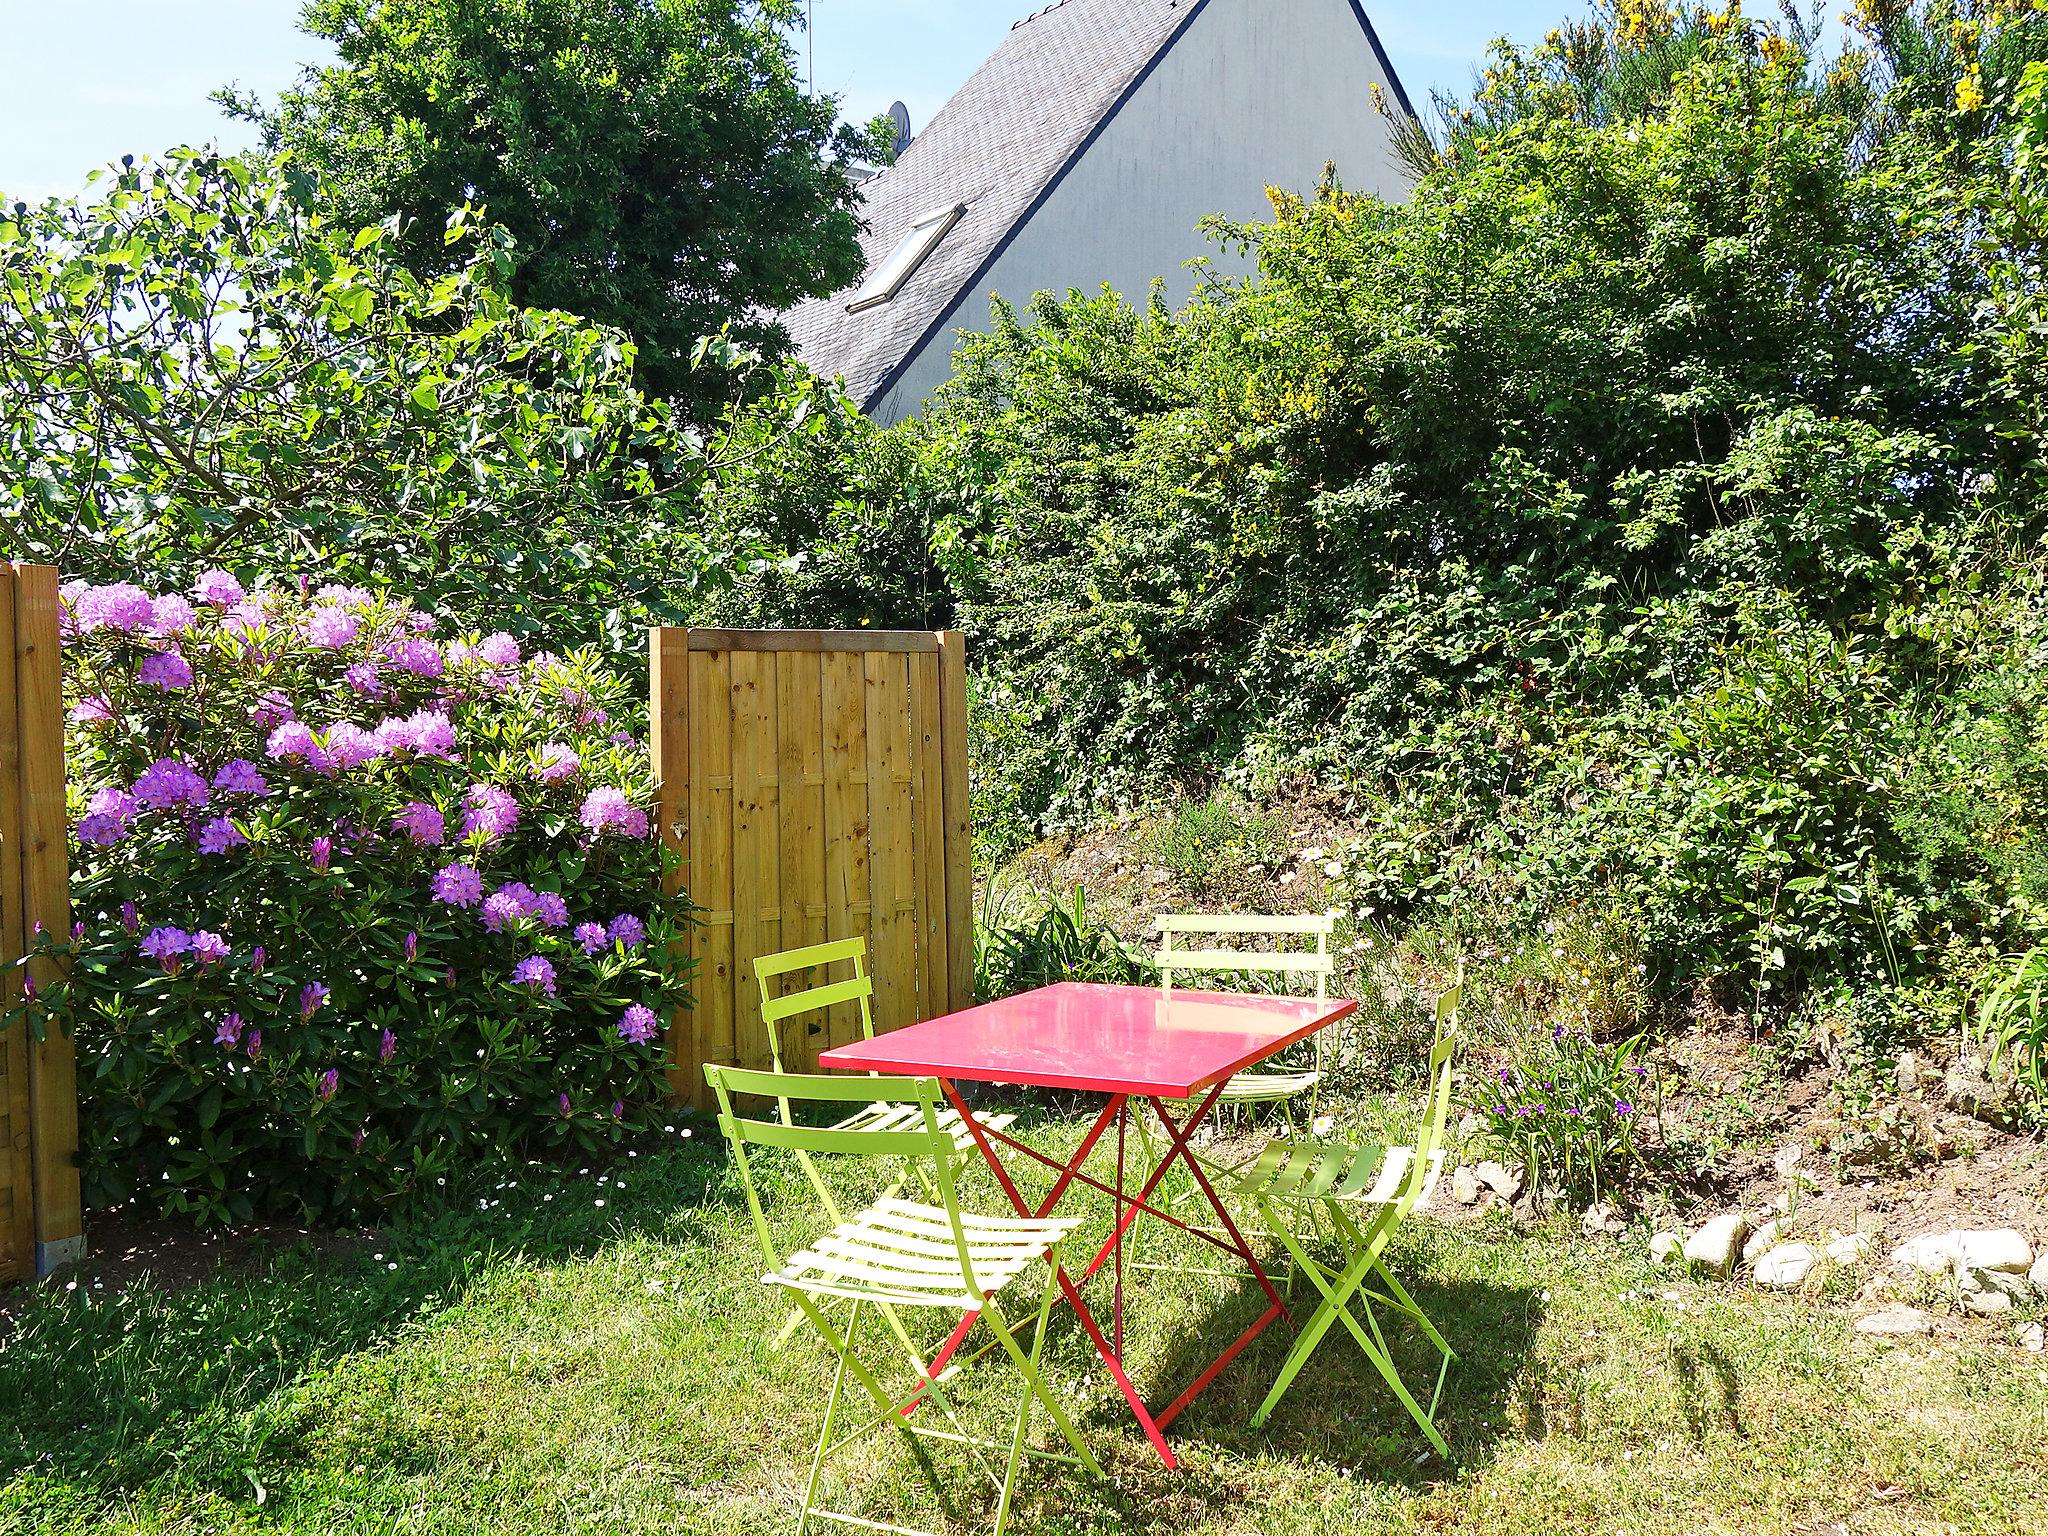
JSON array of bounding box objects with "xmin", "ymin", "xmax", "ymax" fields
[
  {"xmin": 1582, "ymin": 1201, "xmax": 1625, "ymax": 1238},
  {"xmin": 1891, "ymin": 1229, "xmax": 2034, "ymax": 1276},
  {"xmin": 1755, "ymin": 1243, "xmax": 1818, "ymax": 1289},
  {"xmin": 1450, "ymin": 1166, "xmax": 1484, "ymax": 1206},
  {"xmin": 1980, "ymin": 1270, "xmax": 2036, "ymax": 1303},
  {"xmin": 1855, "ymin": 1304, "xmax": 1938, "ymax": 1337},
  {"xmin": 2031, "ymin": 1252, "xmax": 2048, "ymax": 1291},
  {"xmin": 2019, "ymin": 1322, "xmax": 2046, "ymax": 1354},
  {"xmin": 1742, "ymin": 1219, "xmax": 1784, "ymax": 1266},
  {"xmin": 1474, "ymin": 1161, "xmax": 1525, "ymax": 1200},
  {"xmin": 1963, "ymin": 1287, "xmax": 2013, "ymax": 1317},
  {"xmin": 1825, "ymin": 1233, "xmax": 1873, "ymax": 1266},
  {"xmin": 1683, "ymin": 1212, "xmax": 1751, "ymax": 1279},
  {"xmin": 1650, "ymin": 1231, "xmax": 1686, "ymax": 1265}
]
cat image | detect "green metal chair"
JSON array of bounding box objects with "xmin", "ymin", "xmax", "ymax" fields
[
  {"xmin": 753, "ymin": 937, "xmax": 1017, "ymax": 1162},
  {"xmin": 706, "ymin": 1064, "xmax": 1101, "ymax": 1536},
  {"xmin": 1227, "ymin": 973, "xmax": 1462, "ymax": 1456}
]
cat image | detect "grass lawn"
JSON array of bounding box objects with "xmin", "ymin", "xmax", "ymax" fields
[{"xmin": 4, "ymin": 1100, "xmax": 2046, "ymax": 1536}]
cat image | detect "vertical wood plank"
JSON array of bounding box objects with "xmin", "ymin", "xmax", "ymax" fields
[
  {"xmin": 863, "ymin": 652, "xmax": 916, "ymax": 1036},
  {"xmin": 820, "ymin": 652, "xmax": 870, "ymax": 1049},
  {"xmin": 908, "ymin": 650, "xmax": 947, "ymax": 1023},
  {"xmin": 776, "ymin": 651, "xmax": 827, "ymax": 1067},
  {"xmin": 649, "ymin": 627, "xmax": 693, "ymax": 1103},
  {"xmin": 16, "ymin": 565, "xmax": 80, "ymax": 1271},
  {"xmin": 937, "ymin": 632, "xmax": 976, "ymax": 1015},
  {"xmin": 0, "ymin": 568, "xmax": 34, "ymax": 1282},
  {"xmin": 687, "ymin": 649, "xmax": 735, "ymax": 1109},
  {"xmin": 729, "ymin": 650, "xmax": 780, "ymax": 1074}
]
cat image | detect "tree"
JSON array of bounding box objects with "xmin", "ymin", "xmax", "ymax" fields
[
  {"xmin": 222, "ymin": 0, "xmax": 880, "ymax": 408},
  {"xmin": 0, "ymin": 149, "xmax": 728, "ymax": 651}
]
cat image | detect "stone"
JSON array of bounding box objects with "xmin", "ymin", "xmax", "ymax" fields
[
  {"xmin": 1742, "ymin": 1219, "xmax": 1784, "ymax": 1267},
  {"xmin": 1943, "ymin": 1053, "xmax": 2020, "ymax": 1126},
  {"xmin": 1890, "ymin": 1229, "xmax": 2034, "ymax": 1277},
  {"xmin": 2019, "ymin": 1322, "xmax": 2046, "ymax": 1354},
  {"xmin": 1474, "ymin": 1161, "xmax": 1525, "ymax": 1201},
  {"xmin": 1825, "ymin": 1233, "xmax": 1873, "ymax": 1266},
  {"xmin": 1772, "ymin": 1144, "xmax": 1803, "ymax": 1178},
  {"xmin": 1651, "ymin": 1231, "xmax": 1686, "ymax": 1266},
  {"xmin": 1582, "ymin": 1201, "xmax": 1626, "ymax": 1238},
  {"xmin": 1963, "ymin": 1286, "xmax": 2013, "ymax": 1317},
  {"xmin": 1755, "ymin": 1243, "xmax": 1819, "ymax": 1289},
  {"xmin": 1450, "ymin": 1166, "xmax": 1484, "ymax": 1206},
  {"xmin": 1979, "ymin": 1270, "xmax": 2037, "ymax": 1303},
  {"xmin": 1855, "ymin": 1304, "xmax": 1939, "ymax": 1338},
  {"xmin": 1683, "ymin": 1212, "xmax": 1751, "ymax": 1279},
  {"xmin": 2031, "ymin": 1252, "xmax": 2048, "ymax": 1292}
]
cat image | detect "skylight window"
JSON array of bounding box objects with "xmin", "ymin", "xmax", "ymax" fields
[{"xmin": 846, "ymin": 203, "xmax": 966, "ymax": 314}]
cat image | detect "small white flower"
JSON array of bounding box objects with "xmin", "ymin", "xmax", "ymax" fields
[{"xmin": 1311, "ymin": 1115, "xmax": 1335, "ymax": 1137}]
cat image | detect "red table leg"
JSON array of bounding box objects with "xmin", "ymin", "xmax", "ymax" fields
[{"xmin": 931, "ymin": 1078, "xmax": 1290, "ymax": 1465}]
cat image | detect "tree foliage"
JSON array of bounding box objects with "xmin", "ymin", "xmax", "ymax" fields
[{"xmin": 223, "ymin": 0, "xmax": 880, "ymax": 406}]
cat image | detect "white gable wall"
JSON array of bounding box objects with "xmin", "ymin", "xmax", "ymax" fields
[{"xmin": 869, "ymin": 0, "xmax": 1411, "ymax": 424}]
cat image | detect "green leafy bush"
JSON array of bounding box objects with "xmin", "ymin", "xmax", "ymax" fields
[
  {"xmin": 1146, "ymin": 793, "xmax": 1285, "ymax": 899},
  {"xmin": 1973, "ymin": 947, "xmax": 2048, "ymax": 1104},
  {"xmin": 9, "ymin": 576, "xmax": 685, "ymax": 1224},
  {"xmin": 1467, "ymin": 1026, "xmax": 1659, "ymax": 1208},
  {"xmin": 974, "ymin": 886, "xmax": 1154, "ymax": 1002}
]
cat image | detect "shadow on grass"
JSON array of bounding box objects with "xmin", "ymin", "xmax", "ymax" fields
[{"xmin": 0, "ymin": 1130, "xmax": 740, "ymax": 1508}]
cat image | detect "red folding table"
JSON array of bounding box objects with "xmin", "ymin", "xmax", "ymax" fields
[{"xmin": 816, "ymin": 980, "xmax": 1358, "ymax": 1469}]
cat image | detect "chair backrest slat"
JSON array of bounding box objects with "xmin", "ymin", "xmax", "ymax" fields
[
  {"xmin": 1157, "ymin": 914, "xmax": 1337, "ymax": 938},
  {"xmin": 1154, "ymin": 949, "xmax": 1333, "ymax": 976},
  {"xmin": 1153, "ymin": 911, "xmax": 1338, "ymax": 1072},
  {"xmin": 751, "ymin": 938, "xmax": 878, "ymax": 1077}
]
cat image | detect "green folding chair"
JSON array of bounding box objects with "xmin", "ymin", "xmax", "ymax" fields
[
  {"xmin": 1226, "ymin": 973, "xmax": 1462, "ymax": 1456},
  {"xmin": 706, "ymin": 1064, "xmax": 1101, "ymax": 1536}
]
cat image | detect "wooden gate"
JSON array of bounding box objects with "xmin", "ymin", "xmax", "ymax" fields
[
  {"xmin": 650, "ymin": 630, "xmax": 973, "ymax": 1107},
  {"xmin": 1, "ymin": 564, "xmax": 82, "ymax": 1281}
]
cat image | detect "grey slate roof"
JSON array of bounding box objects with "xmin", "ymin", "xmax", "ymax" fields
[{"xmin": 780, "ymin": 0, "xmax": 1205, "ymax": 409}]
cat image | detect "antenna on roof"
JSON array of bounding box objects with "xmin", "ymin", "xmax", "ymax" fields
[{"xmin": 887, "ymin": 101, "xmax": 912, "ymax": 158}]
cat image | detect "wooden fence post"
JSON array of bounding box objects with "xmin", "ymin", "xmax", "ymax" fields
[
  {"xmin": 936, "ymin": 632, "xmax": 974, "ymax": 1017},
  {"xmin": 13, "ymin": 566, "xmax": 81, "ymax": 1274},
  {"xmin": 650, "ymin": 627, "xmax": 694, "ymax": 1105}
]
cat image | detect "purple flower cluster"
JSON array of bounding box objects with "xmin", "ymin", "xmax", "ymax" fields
[
  {"xmin": 432, "ymin": 862, "xmax": 485, "ymax": 908},
  {"xmin": 195, "ymin": 817, "xmax": 247, "ymax": 856},
  {"xmin": 133, "ymin": 758, "xmax": 210, "ymax": 810},
  {"xmin": 512, "ymin": 955, "xmax": 558, "ymax": 996},
  {"xmin": 462, "ymin": 784, "xmax": 519, "ymax": 844},
  {"xmin": 535, "ymin": 744, "xmax": 579, "ymax": 783},
  {"xmin": 579, "ymin": 788, "xmax": 649, "ymax": 841},
  {"xmin": 617, "ymin": 1003, "xmax": 660, "ymax": 1044},
  {"xmin": 138, "ymin": 651, "xmax": 195, "ymax": 692},
  {"xmin": 394, "ymin": 801, "xmax": 446, "ymax": 846},
  {"xmin": 195, "ymin": 569, "xmax": 245, "ymax": 608}
]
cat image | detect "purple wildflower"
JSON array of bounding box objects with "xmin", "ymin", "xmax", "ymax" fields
[
  {"xmin": 251, "ymin": 945, "xmax": 265, "ymax": 974},
  {"xmin": 608, "ymin": 913, "xmax": 646, "ymax": 949},
  {"xmin": 195, "ymin": 817, "xmax": 247, "ymax": 856},
  {"xmin": 617, "ymin": 1003, "xmax": 660, "ymax": 1045},
  {"xmin": 215, "ymin": 1012, "xmax": 245, "ymax": 1047},
  {"xmin": 432, "ymin": 862, "xmax": 485, "ymax": 908},
  {"xmin": 380, "ymin": 1027, "xmax": 398, "ymax": 1063},
  {"xmin": 392, "ymin": 801, "xmax": 445, "ymax": 846},
  {"xmin": 132, "ymin": 757, "xmax": 210, "ymax": 810},
  {"xmin": 317, "ymin": 1068, "xmax": 339, "ymax": 1102},
  {"xmin": 195, "ymin": 569, "xmax": 245, "ymax": 608},
  {"xmin": 578, "ymin": 788, "xmax": 648, "ymax": 840},
  {"xmin": 535, "ymin": 744, "xmax": 579, "ymax": 783},
  {"xmin": 246, "ymin": 1028, "xmax": 263, "ymax": 1062},
  {"xmin": 512, "ymin": 956, "xmax": 558, "ymax": 996},
  {"xmin": 611, "ymin": 1100, "xmax": 624, "ymax": 1122},
  {"xmin": 300, "ymin": 981, "xmax": 330, "ymax": 1019},
  {"xmin": 574, "ymin": 921, "xmax": 609, "ymax": 956},
  {"xmin": 344, "ymin": 661, "xmax": 385, "ymax": 697},
  {"xmin": 558, "ymin": 1092, "xmax": 573, "ymax": 1117},
  {"xmin": 310, "ymin": 836, "xmax": 333, "ymax": 873},
  {"xmin": 403, "ymin": 931, "xmax": 418, "ymax": 962},
  {"xmin": 1616, "ymin": 1102, "xmax": 1634, "ymax": 1116}
]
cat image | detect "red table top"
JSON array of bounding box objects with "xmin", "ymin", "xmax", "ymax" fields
[{"xmin": 815, "ymin": 982, "xmax": 1357, "ymax": 1098}]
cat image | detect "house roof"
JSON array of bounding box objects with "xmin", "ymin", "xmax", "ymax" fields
[{"xmin": 780, "ymin": 0, "xmax": 1414, "ymax": 411}]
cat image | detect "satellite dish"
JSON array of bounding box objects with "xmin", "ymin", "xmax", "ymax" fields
[{"xmin": 888, "ymin": 101, "xmax": 913, "ymax": 158}]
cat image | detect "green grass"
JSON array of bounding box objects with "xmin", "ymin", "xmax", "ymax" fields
[{"xmin": 4, "ymin": 1104, "xmax": 2046, "ymax": 1536}]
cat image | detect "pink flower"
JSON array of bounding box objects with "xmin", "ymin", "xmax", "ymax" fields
[
  {"xmin": 387, "ymin": 638, "xmax": 444, "ymax": 678},
  {"xmin": 344, "ymin": 661, "xmax": 385, "ymax": 696},
  {"xmin": 462, "ymin": 784, "xmax": 519, "ymax": 844},
  {"xmin": 194, "ymin": 569, "xmax": 245, "ymax": 608},
  {"xmin": 532, "ymin": 891, "xmax": 570, "ymax": 929},
  {"xmin": 195, "ymin": 817, "xmax": 246, "ymax": 856},
  {"xmin": 132, "ymin": 758, "xmax": 210, "ymax": 810},
  {"xmin": 476, "ymin": 632, "xmax": 521, "ymax": 668},
  {"xmin": 617, "ymin": 1004, "xmax": 660, "ymax": 1045},
  {"xmin": 71, "ymin": 583, "xmax": 156, "ymax": 634},
  {"xmin": 376, "ymin": 708, "xmax": 456, "ymax": 759},
  {"xmin": 79, "ymin": 787, "xmax": 138, "ymax": 844},
  {"xmin": 150, "ymin": 595, "xmax": 198, "ymax": 636},
  {"xmin": 535, "ymin": 744, "xmax": 580, "ymax": 783},
  {"xmin": 316, "ymin": 584, "xmax": 374, "ymax": 608},
  {"xmin": 213, "ymin": 759, "xmax": 269, "ymax": 797},
  {"xmin": 305, "ymin": 605, "xmax": 359, "ymax": 648},
  {"xmin": 578, "ymin": 788, "xmax": 648, "ymax": 840},
  {"xmin": 137, "ymin": 650, "xmax": 194, "ymax": 691},
  {"xmin": 481, "ymin": 882, "xmax": 539, "ymax": 933},
  {"xmin": 323, "ymin": 722, "xmax": 384, "ymax": 769},
  {"xmin": 266, "ymin": 721, "xmax": 333, "ymax": 773},
  {"xmin": 512, "ymin": 955, "xmax": 557, "ymax": 996},
  {"xmin": 431, "ymin": 862, "xmax": 484, "ymax": 908},
  {"xmin": 393, "ymin": 801, "xmax": 445, "ymax": 846}
]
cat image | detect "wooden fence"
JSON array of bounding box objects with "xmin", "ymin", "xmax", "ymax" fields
[
  {"xmin": 651, "ymin": 630, "xmax": 973, "ymax": 1107},
  {"xmin": 0, "ymin": 564, "xmax": 82, "ymax": 1281}
]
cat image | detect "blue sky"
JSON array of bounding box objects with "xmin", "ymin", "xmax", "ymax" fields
[{"xmin": 1, "ymin": 2, "xmax": 1839, "ymax": 206}]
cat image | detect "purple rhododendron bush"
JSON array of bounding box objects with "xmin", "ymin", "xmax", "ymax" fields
[{"xmin": 25, "ymin": 575, "xmax": 684, "ymax": 1225}]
